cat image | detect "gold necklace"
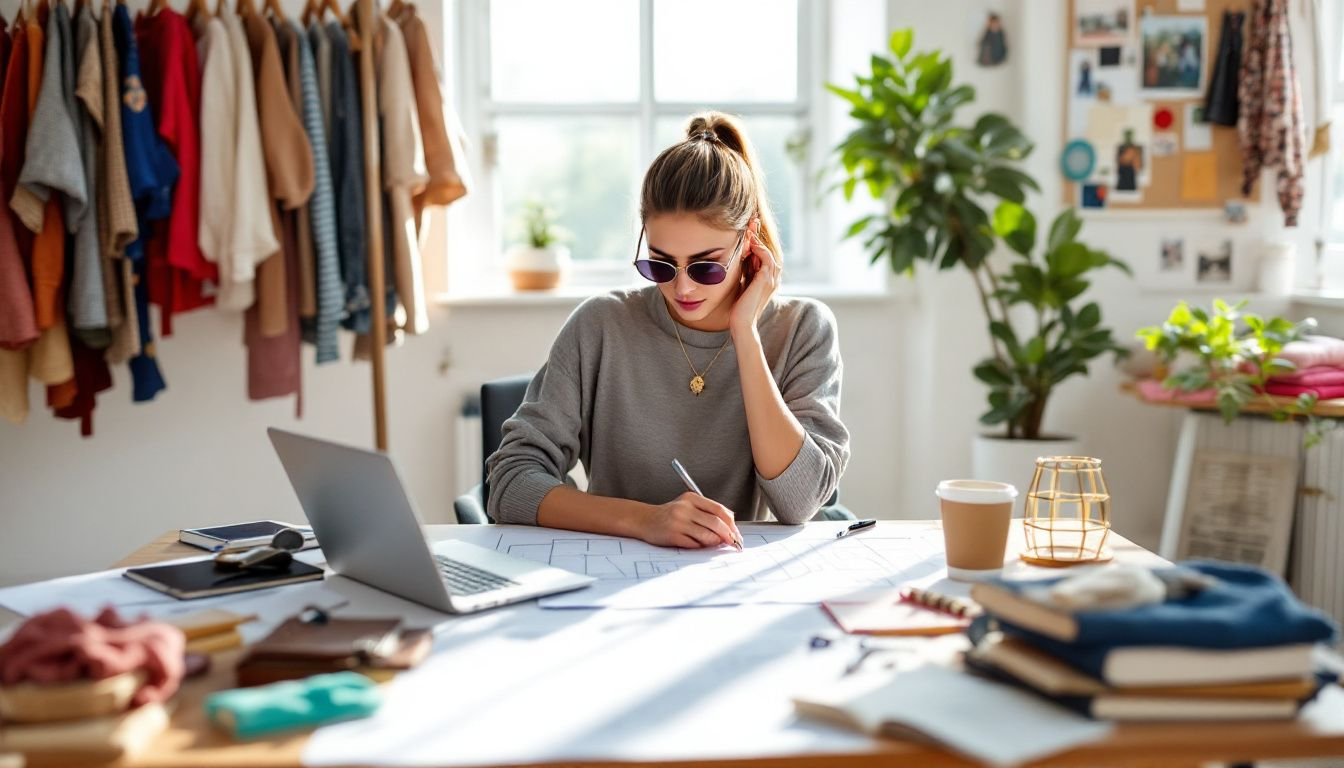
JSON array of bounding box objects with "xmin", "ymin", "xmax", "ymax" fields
[{"xmin": 672, "ymin": 322, "xmax": 731, "ymax": 396}]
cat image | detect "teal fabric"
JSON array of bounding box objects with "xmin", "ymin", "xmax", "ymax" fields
[{"xmin": 205, "ymin": 672, "xmax": 382, "ymax": 740}]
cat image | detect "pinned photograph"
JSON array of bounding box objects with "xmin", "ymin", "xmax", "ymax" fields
[
  {"xmin": 1152, "ymin": 132, "xmax": 1178, "ymax": 156},
  {"xmin": 1115, "ymin": 128, "xmax": 1145, "ymax": 192},
  {"xmin": 1161, "ymin": 238, "xmax": 1184, "ymax": 272},
  {"xmin": 977, "ymin": 11, "xmax": 1008, "ymax": 67},
  {"xmin": 1196, "ymin": 240, "xmax": 1233, "ymax": 283},
  {"xmin": 1141, "ymin": 15, "xmax": 1207, "ymax": 96},
  {"xmin": 1075, "ymin": 0, "xmax": 1132, "ymax": 47},
  {"xmin": 1081, "ymin": 183, "xmax": 1108, "ymax": 209},
  {"xmin": 1224, "ymin": 200, "xmax": 1248, "ymax": 224},
  {"xmin": 1184, "ymin": 103, "xmax": 1213, "ymax": 150}
]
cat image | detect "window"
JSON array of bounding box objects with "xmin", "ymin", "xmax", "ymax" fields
[
  {"xmin": 451, "ymin": 0, "xmax": 883, "ymax": 292},
  {"xmin": 1323, "ymin": 0, "xmax": 1344, "ymax": 289}
]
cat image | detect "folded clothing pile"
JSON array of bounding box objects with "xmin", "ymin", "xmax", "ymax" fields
[
  {"xmin": 966, "ymin": 561, "xmax": 1339, "ymax": 721},
  {"xmin": 1266, "ymin": 336, "xmax": 1344, "ymax": 399},
  {"xmin": 0, "ymin": 607, "xmax": 185, "ymax": 758}
]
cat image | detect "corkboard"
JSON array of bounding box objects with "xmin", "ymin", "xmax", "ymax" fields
[{"xmin": 1060, "ymin": 0, "xmax": 1254, "ymax": 209}]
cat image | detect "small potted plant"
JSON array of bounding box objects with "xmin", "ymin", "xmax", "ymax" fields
[
  {"xmin": 1136, "ymin": 300, "xmax": 1334, "ymax": 447},
  {"xmin": 505, "ymin": 200, "xmax": 570, "ymax": 291}
]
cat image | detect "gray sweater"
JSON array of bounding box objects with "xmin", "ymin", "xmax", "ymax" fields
[{"xmin": 486, "ymin": 286, "xmax": 850, "ymax": 526}]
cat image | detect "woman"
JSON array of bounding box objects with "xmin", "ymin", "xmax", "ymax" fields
[{"xmin": 486, "ymin": 112, "xmax": 849, "ymax": 549}]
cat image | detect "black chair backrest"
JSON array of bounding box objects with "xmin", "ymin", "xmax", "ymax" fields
[{"xmin": 480, "ymin": 374, "xmax": 535, "ymax": 504}]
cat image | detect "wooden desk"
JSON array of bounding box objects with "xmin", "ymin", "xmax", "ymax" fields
[{"xmin": 4, "ymin": 523, "xmax": 1344, "ymax": 768}]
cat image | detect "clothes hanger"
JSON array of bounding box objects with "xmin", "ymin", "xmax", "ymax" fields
[
  {"xmin": 187, "ymin": 0, "xmax": 212, "ymax": 22},
  {"xmin": 146, "ymin": 0, "xmax": 168, "ymax": 16},
  {"xmin": 385, "ymin": 0, "xmax": 403, "ymax": 18},
  {"xmin": 236, "ymin": 0, "xmax": 257, "ymax": 17},
  {"xmin": 322, "ymin": 0, "xmax": 346, "ymax": 26},
  {"xmin": 263, "ymin": 0, "xmax": 285, "ymax": 21}
]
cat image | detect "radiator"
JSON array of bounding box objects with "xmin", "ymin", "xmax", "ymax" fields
[{"xmin": 1292, "ymin": 423, "xmax": 1344, "ymax": 633}]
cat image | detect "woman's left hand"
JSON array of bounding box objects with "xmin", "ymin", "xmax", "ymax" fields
[{"xmin": 730, "ymin": 231, "xmax": 781, "ymax": 339}]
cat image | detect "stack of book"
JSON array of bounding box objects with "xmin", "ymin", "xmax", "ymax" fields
[{"xmin": 966, "ymin": 561, "xmax": 1339, "ymax": 721}]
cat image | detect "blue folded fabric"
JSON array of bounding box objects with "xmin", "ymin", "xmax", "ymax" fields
[
  {"xmin": 205, "ymin": 672, "xmax": 382, "ymax": 740},
  {"xmin": 984, "ymin": 560, "xmax": 1338, "ymax": 650}
]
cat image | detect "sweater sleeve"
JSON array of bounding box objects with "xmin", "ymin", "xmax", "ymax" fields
[
  {"xmin": 756, "ymin": 301, "xmax": 850, "ymax": 524},
  {"xmin": 485, "ymin": 311, "xmax": 588, "ymax": 526}
]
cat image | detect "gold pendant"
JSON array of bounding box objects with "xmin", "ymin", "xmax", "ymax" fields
[{"xmin": 689, "ymin": 375, "xmax": 705, "ymax": 396}]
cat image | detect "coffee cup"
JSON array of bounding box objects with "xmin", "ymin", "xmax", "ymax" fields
[{"xmin": 935, "ymin": 480, "xmax": 1018, "ymax": 582}]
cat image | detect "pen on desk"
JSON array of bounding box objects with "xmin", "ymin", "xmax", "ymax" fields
[
  {"xmin": 670, "ymin": 458, "xmax": 743, "ymax": 551},
  {"xmin": 835, "ymin": 519, "xmax": 877, "ymax": 539}
]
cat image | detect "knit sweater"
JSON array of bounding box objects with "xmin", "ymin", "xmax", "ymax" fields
[{"xmin": 486, "ymin": 286, "xmax": 850, "ymax": 526}]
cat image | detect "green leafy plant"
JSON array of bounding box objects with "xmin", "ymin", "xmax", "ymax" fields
[
  {"xmin": 975, "ymin": 205, "xmax": 1131, "ymax": 438},
  {"xmin": 827, "ymin": 28, "xmax": 1131, "ymax": 439},
  {"xmin": 1137, "ymin": 300, "xmax": 1335, "ymax": 447},
  {"xmin": 514, "ymin": 200, "xmax": 569, "ymax": 249}
]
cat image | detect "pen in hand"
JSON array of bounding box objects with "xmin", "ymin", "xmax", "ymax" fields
[{"xmin": 670, "ymin": 458, "xmax": 743, "ymax": 551}]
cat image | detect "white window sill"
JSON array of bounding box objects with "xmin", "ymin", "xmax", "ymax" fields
[
  {"xmin": 434, "ymin": 281, "xmax": 896, "ymax": 308},
  {"xmin": 1291, "ymin": 290, "xmax": 1344, "ymax": 310}
]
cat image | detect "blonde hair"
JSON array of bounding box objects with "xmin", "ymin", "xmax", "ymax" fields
[{"xmin": 639, "ymin": 111, "xmax": 782, "ymax": 264}]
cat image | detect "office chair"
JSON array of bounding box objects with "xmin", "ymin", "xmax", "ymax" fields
[{"xmin": 452, "ymin": 374, "xmax": 852, "ymax": 524}]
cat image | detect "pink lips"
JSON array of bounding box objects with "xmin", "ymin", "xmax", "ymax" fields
[{"xmin": 676, "ymin": 298, "xmax": 705, "ymax": 312}]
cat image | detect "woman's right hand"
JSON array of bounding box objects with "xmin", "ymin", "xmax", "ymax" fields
[{"xmin": 639, "ymin": 492, "xmax": 742, "ymax": 549}]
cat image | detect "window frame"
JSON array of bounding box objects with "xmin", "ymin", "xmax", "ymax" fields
[
  {"xmin": 1323, "ymin": 0, "xmax": 1344, "ymax": 248},
  {"xmin": 452, "ymin": 0, "xmax": 834, "ymax": 290}
]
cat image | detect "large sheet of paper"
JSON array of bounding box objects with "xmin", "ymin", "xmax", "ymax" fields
[
  {"xmin": 450, "ymin": 522, "xmax": 948, "ymax": 609},
  {"xmin": 304, "ymin": 601, "xmax": 894, "ymax": 766}
]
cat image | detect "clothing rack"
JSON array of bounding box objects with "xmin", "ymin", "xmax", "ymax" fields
[{"xmin": 356, "ymin": 0, "xmax": 387, "ymax": 450}]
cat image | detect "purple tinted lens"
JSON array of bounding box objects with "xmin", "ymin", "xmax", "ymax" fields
[
  {"xmin": 635, "ymin": 259, "xmax": 676, "ymax": 283},
  {"xmin": 687, "ymin": 262, "xmax": 728, "ymax": 285}
]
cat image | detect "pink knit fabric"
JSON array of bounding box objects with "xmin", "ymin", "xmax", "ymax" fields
[
  {"xmin": 0, "ymin": 607, "xmax": 185, "ymax": 706},
  {"xmin": 1279, "ymin": 336, "xmax": 1344, "ymax": 370}
]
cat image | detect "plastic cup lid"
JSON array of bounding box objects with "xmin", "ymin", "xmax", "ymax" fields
[{"xmin": 934, "ymin": 479, "xmax": 1019, "ymax": 504}]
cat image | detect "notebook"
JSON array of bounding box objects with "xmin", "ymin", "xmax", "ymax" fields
[
  {"xmin": 822, "ymin": 587, "xmax": 977, "ymax": 636},
  {"xmin": 236, "ymin": 616, "xmax": 432, "ymax": 687},
  {"xmin": 123, "ymin": 558, "xmax": 324, "ymax": 600}
]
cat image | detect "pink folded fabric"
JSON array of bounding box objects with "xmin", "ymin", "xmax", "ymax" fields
[
  {"xmin": 0, "ymin": 607, "xmax": 185, "ymax": 706},
  {"xmin": 1264, "ymin": 382, "xmax": 1344, "ymax": 400},
  {"xmin": 1136, "ymin": 378, "xmax": 1217, "ymax": 404},
  {"xmin": 1266, "ymin": 365, "xmax": 1344, "ymax": 387},
  {"xmin": 1279, "ymin": 336, "xmax": 1344, "ymax": 370}
]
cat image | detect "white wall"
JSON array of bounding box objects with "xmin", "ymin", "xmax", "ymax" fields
[{"xmin": 0, "ymin": 0, "xmax": 1332, "ymax": 585}]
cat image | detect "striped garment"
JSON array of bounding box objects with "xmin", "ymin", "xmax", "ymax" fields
[{"xmin": 289, "ymin": 20, "xmax": 342, "ymax": 365}]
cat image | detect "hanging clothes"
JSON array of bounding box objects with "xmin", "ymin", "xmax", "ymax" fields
[
  {"xmin": 377, "ymin": 17, "xmax": 427, "ymax": 336},
  {"xmin": 22, "ymin": 10, "xmax": 78, "ymax": 412},
  {"xmin": 195, "ymin": 15, "xmax": 232, "ymax": 288},
  {"xmin": 0, "ymin": 19, "xmax": 34, "ymax": 423},
  {"xmin": 97, "ymin": 0, "xmax": 140, "ymax": 367},
  {"xmin": 285, "ymin": 19, "xmax": 341, "ymax": 365},
  {"xmin": 1204, "ymin": 11, "xmax": 1244, "ymax": 127},
  {"xmin": 114, "ymin": 1, "xmax": 174, "ymax": 402},
  {"xmin": 241, "ymin": 7, "xmax": 312, "ymax": 407},
  {"xmin": 136, "ymin": 6, "xmax": 213, "ymax": 337},
  {"xmin": 323, "ymin": 21, "xmax": 369, "ymax": 335},
  {"xmin": 307, "ymin": 23, "xmax": 331, "ymax": 143},
  {"xmin": 71, "ymin": 4, "xmax": 111, "ymax": 350},
  {"xmin": 395, "ymin": 3, "xmax": 467, "ymax": 214},
  {"xmin": 276, "ymin": 23, "xmax": 318, "ymax": 340},
  {"xmin": 1239, "ymin": 0, "xmax": 1305, "ymax": 227}
]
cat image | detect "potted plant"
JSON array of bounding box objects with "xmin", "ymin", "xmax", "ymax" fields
[
  {"xmin": 827, "ymin": 28, "xmax": 1131, "ymax": 483},
  {"xmin": 505, "ymin": 200, "xmax": 570, "ymax": 291},
  {"xmin": 1137, "ymin": 299, "xmax": 1335, "ymax": 447}
]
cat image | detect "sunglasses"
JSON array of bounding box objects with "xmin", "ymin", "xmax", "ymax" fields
[{"xmin": 633, "ymin": 228, "xmax": 745, "ymax": 285}]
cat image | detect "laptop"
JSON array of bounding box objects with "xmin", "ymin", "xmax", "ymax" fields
[{"xmin": 267, "ymin": 428, "xmax": 595, "ymax": 614}]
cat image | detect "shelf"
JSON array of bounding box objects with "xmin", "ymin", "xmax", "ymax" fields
[{"xmin": 1120, "ymin": 381, "xmax": 1344, "ymax": 419}]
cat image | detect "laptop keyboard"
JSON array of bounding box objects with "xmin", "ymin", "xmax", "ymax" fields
[{"xmin": 434, "ymin": 555, "xmax": 520, "ymax": 595}]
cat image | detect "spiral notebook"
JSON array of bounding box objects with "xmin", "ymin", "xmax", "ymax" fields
[{"xmin": 822, "ymin": 587, "xmax": 978, "ymax": 637}]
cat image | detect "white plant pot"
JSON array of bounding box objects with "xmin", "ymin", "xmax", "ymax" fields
[
  {"xmin": 971, "ymin": 434, "xmax": 1082, "ymax": 517},
  {"xmin": 505, "ymin": 245, "xmax": 569, "ymax": 290}
]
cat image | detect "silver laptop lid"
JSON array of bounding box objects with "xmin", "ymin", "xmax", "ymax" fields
[{"xmin": 267, "ymin": 428, "xmax": 455, "ymax": 612}]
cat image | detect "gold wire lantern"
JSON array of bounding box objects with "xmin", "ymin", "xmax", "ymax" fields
[{"xmin": 1021, "ymin": 456, "xmax": 1113, "ymax": 567}]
